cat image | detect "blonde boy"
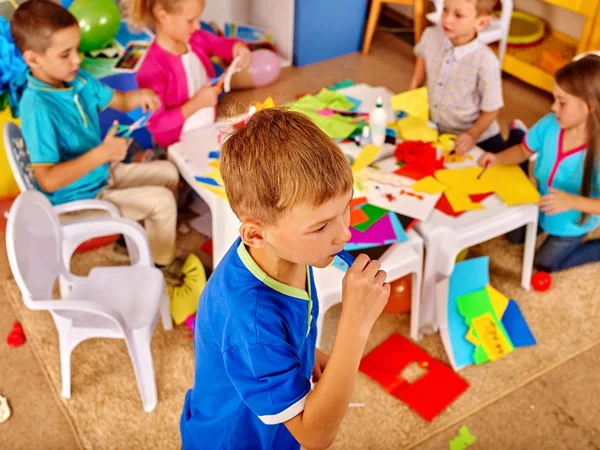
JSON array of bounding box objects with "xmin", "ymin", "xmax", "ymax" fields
[
  {"xmin": 181, "ymin": 109, "xmax": 390, "ymax": 450},
  {"xmin": 410, "ymin": 0, "xmax": 523, "ymax": 154}
]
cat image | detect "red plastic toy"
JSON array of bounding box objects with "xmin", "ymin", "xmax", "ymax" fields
[
  {"xmin": 532, "ymin": 272, "xmax": 552, "ymax": 291},
  {"xmin": 6, "ymin": 322, "xmax": 25, "ymax": 347}
]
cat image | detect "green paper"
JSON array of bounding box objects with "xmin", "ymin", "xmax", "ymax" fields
[
  {"xmin": 288, "ymin": 106, "xmax": 357, "ymax": 140},
  {"xmin": 449, "ymin": 425, "xmax": 476, "ymax": 450},
  {"xmin": 352, "ymin": 204, "xmax": 389, "ymax": 232},
  {"xmin": 328, "ymin": 79, "xmax": 354, "ymax": 90},
  {"xmin": 315, "ymin": 88, "xmax": 355, "ymax": 110},
  {"xmin": 292, "ymin": 95, "xmax": 328, "ymax": 110},
  {"xmin": 456, "ymin": 288, "xmax": 515, "ymax": 361}
]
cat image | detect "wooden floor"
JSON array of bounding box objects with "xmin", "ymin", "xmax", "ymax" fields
[{"xmin": 3, "ymin": 30, "xmax": 599, "ymax": 450}]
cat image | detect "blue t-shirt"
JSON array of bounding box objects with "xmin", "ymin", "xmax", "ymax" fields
[
  {"xmin": 19, "ymin": 70, "xmax": 114, "ymax": 205},
  {"xmin": 181, "ymin": 239, "xmax": 319, "ymax": 450},
  {"xmin": 524, "ymin": 113, "xmax": 600, "ymax": 237}
]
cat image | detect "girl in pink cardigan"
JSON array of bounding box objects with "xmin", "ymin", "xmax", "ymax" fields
[{"xmin": 128, "ymin": 0, "xmax": 251, "ymax": 148}]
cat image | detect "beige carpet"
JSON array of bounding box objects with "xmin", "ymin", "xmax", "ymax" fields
[{"xmin": 4, "ymin": 227, "xmax": 600, "ymax": 450}]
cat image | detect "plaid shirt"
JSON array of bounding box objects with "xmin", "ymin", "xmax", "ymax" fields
[{"xmin": 415, "ymin": 26, "xmax": 503, "ymax": 142}]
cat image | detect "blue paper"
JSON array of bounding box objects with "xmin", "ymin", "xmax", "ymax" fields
[
  {"xmin": 209, "ymin": 150, "xmax": 221, "ymax": 159},
  {"xmin": 502, "ymin": 300, "xmax": 536, "ymax": 347},
  {"xmin": 389, "ymin": 213, "xmax": 408, "ymax": 243},
  {"xmin": 448, "ymin": 257, "xmax": 489, "ymax": 369},
  {"xmin": 345, "ymin": 96, "xmax": 361, "ymax": 111},
  {"xmin": 194, "ymin": 176, "xmax": 221, "ymax": 186}
]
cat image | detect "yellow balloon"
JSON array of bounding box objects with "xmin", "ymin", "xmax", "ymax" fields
[{"xmin": 0, "ymin": 109, "xmax": 21, "ymax": 198}]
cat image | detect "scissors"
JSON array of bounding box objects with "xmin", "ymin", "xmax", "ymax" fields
[{"xmin": 115, "ymin": 112, "xmax": 152, "ymax": 138}]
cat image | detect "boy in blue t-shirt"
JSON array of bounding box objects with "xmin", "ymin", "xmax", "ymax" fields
[
  {"xmin": 181, "ymin": 109, "xmax": 391, "ymax": 449},
  {"xmin": 11, "ymin": 0, "xmax": 180, "ymax": 269}
]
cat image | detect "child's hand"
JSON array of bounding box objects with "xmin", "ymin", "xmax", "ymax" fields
[
  {"xmin": 138, "ymin": 89, "xmax": 161, "ymax": 112},
  {"xmin": 540, "ymin": 188, "xmax": 574, "ymax": 215},
  {"xmin": 312, "ymin": 349, "xmax": 329, "ymax": 383},
  {"xmin": 100, "ymin": 122, "xmax": 129, "ymax": 162},
  {"xmin": 477, "ymin": 152, "xmax": 496, "ymax": 168},
  {"xmin": 193, "ymin": 84, "xmax": 221, "ymax": 109},
  {"xmin": 233, "ymin": 42, "xmax": 252, "ymax": 69},
  {"xmin": 454, "ymin": 132, "xmax": 476, "ymax": 155},
  {"xmin": 341, "ymin": 254, "xmax": 390, "ymax": 336}
]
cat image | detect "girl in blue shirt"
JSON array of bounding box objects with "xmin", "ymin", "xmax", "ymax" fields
[{"xmin": 479, "ymin": 55, "xmax": 600, "ymax": 272}]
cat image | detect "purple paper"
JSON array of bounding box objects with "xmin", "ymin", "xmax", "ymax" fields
[{"xmin": 349, "ymin": 213, "xmax": 396, "ymax": 244}]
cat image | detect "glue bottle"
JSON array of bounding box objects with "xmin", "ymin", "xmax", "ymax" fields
[
  {"xmin": 369, "ymin": 96, "xmax": 388, "ymax": 146},
  {"xmin": 359, "ymin": 125, "xmax": 371, "ymax": 146}
]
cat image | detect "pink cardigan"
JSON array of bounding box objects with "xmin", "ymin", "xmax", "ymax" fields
[{"xmin": 136, "ymin": 30, "xmax": 240, "ymax": 148}]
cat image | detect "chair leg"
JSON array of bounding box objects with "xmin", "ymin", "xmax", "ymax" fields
[
  {"xmin": 160, "ymin": 286, "xmax": 173, "ymax": 331},
  {"xmin": 362, "ymin": 0, "xmax": 383, "ymax": 55},
  {"xmin": 522, "ymin": 219, "xmax": 537, "ymax": 291},
  {"xmin": 409, "ymin": 269, "xmax": 422, "ymax": 342},
  {"xmin": 53, "ymin": 315, "xmax": 73, "ymax": 398},
  {"xmin": 125, "ymin": 327, "xmax": 158, "ymax": 413}
]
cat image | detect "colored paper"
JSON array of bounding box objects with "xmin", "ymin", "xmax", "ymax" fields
[
  {"xmin": 472, "ymin": 313, "xmax": 514, "ymax": 362},
  {"xmin": 289, "ymin": 106, "xmax": 358, "ymax": 140},
  {"xmin": 465, "ymin": 327, "xmax": 480, "ymax": 346},
  {"xmin": 350, "ymin": 197, "xmax": 368, "ymax": 209},
  {"xmin": 347, "ymin": 212, "xmax": 407, "ymax": 248},
  {"xmin": 445, "ymin": 188, "xmax": 486, "ymax": 212},
  {"xmin": 412, "ymin": 176, "xmax": 447, "ymax": 195},
  {"xmin": 435, "ymin": 192, "xmax": 493, "ymax": 217},
  {"xmin": 447, "ymin": 257, "xmax": 490, "ymax": 369},
  {"xmin": 350, "ymin": 208, "xmax": 369, "ymax": 226},
  {"xmin": 352, "ymin": 204, "xmax": 389, "ymax": 232},
  {"xmin": 366, "ymin": 181, "xmax": 441, "ymax": 221},
  {"xmin": 486, "ymin": 285, "xmax": 509, "ymax": 318},
  {"xmin": 394, "ymin": 164, "xmax": 429, "ymax": 181},
  {"xmin": 502, "ymin": 300, "xmax": 537, "ymax": 347},
  {"xmin": 359, "ymin": 334, "xmax": 469, "ymax": 422},
  {"xmin": 396, "ymin": 116, "xmax": 439, "ymax": 142},
  {"xmin": 352, "ymin": 144, "xmax": 381, "ymax": 172},
  {"xmin": 435, "ymin": 167, "xmax": 495, "ymax": 195},
  {"xmin": 449, "ymin": 425, "xmax": 476, "ymax": 450},
  {"xmin": 390, "ymin": 87, "xmax": 429, "ymax": 121}
]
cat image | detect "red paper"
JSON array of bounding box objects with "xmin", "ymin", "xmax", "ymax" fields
[
  {"xmin": 394, "ymin": 141, "xmax": 444, "ymax": 180},
  {"xmin": 350, "ymin": 208, "xmax": 369, "ymax": 226},
  {"xmin": 201, "ymin": 239, "xmax": 213, "ymax": 256},
  {"xmin": 350, "ymin": 197, "xmax": 368, "ymax": 209},
  {"xmin": 435, "ymin": 193, "xmax": 493, "ymax": 217},
  {"xmin": 359, "ymin": 334, "xmax": 469, "ymax": 421}
]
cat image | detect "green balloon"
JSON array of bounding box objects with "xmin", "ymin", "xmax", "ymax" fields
[{"xmin": 70, "ymin": 0, "xmax": 121, "ymax": 53}]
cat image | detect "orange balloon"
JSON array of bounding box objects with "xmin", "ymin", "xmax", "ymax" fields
[{"xmin": 384, "ymin": 274, "xmax": 412, "ymax": 313}]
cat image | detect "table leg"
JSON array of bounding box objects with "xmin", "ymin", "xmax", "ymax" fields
[{"xmin": 521, "ymin": 219, "xmax": 537, "ymax": 291}]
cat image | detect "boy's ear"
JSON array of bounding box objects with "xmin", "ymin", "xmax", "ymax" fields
[
  {"xmin": 240, "ymin": 219, "xmax": 268, "ymax": 249},
  {"xmin": 22, "ymin": 49, "xmax": 40, "ymax": 68},
  {"xmin": 474, "ymin": 15, "xmax": 491, "ymax": 32}
]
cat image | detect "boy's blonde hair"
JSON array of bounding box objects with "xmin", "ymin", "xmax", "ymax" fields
[
  {"xmin": 474, "ymin": 0, "xmax": 497, "ymax": 15},
  {"xmin": 221, "ymin": 108, "xmax": 354, "ymax": 226},
  {"xmin": 11, "ymin": 0, "xmax": 78, "ymax": 54}
]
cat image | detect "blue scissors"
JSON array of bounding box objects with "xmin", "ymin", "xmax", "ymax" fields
[{"xmin": 115, "ymin": 112, "xmax": 152, "ymax": 138}]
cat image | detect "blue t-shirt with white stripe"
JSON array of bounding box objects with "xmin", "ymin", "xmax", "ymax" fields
[{"xmin": 181, "ymin": 238, "xmax": 318, "ymax": 450}]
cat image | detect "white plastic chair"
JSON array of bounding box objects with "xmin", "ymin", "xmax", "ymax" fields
[
  {"xmin": 414, "ymin": 196, "xmax": 538, "ymax": 343},
  {"xmin": 5, "ymin": 191, "xmax": 172, "ymax": 413},
  {"xmin": 426, "ymin": 0, "xmax": 513, "ymax": 63},
  {"xmin": 313, "ymin": 229, "xmax": 424, "ymax": 345}
]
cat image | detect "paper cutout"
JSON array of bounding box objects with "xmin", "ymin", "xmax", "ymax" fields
[
  {"xmin": 437, "ymin": 134, "xmax": 457, "ymax": 151},
  {"xmin": 359, "ymin": 333, "xmax": 469, "ymax": 421},
  {"xmin": 366, "ymin": 181, "xmax": 441, "ymax": 221},
  {"xmin": 395, "ymin": 116, "xmax": 439, "ymax": 142},
  {"xmin": 350, "ymin": 197, "xmax": 368, "ymax": 209},
  {"xmin": 390, "ymin": 87, "xmax": 429, "ymax": 121},
  {"xmin": 502, "ymin": 300, "xmax": 537, "ymax": 347},
  {"xmin": 445, "ymin": 188, "xmax": 486, "ymax": 212},
  {"xmin": 412, "ymin": 176, "xmax": 447, "ymax": 194},
  {"xmin": 465, "ymin": 327, "xmax": 480, "ymax": 346},
  {"xmin": 352, "ymin": 204, "xmax": 389, "ymax": 232},
  {"xmin": 486, "ymin": 285, "xmax": 509, "ymax": 318},
  {"xmin": 472, "ymin": 313, "xmax": 514, "ymax": 362},
  {"xmin": 449, "ymin": 425, "xmax": 476, "ymax": 450},
  {"xmin": 352, "ymin": 144, "xmax": 381, "ymax": 172},
  {"xmin": 446, "ymin": 257, "xmax": 490, "ymax": 369},
  {"xmin": 350, "ymin": 208, "xmax": 369, "ymax": 226},
  {"xmin": 394, "ymin": 165, "xmax": 429, "ymax": 181},
  {"xmin": 435, "ymin": 168, "xmax": 495, "ymax": 195},
  {"xmin": 346, "ymin": 212, "xmax": 408, "ymax": 250},
  {"xmin": 436, "ymin": 192, "xmax": 493, "ymax": 217}
]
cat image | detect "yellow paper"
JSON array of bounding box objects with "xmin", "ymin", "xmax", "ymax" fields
[
  {"xmin": 443, "ymin": 148, "xmax": 465, "ymax": 163},
  {"xmin": 198, "ymin": 184, "xmax": 228, "ymax": 200},
  {"xmin": 437, "ymin": 134, "xmax": 457, "ymax": 151},
  {"xmin": 390, "ymin": 87, "xmax": 429, "ymax": 121},
  {"xmin": 412, "ymin": 176, "xmax": 447, "ymax": 194},
  {"xmin": 485, "ymin": 165, "xmax": 540, "ymax": 205},
  {"xmin": 445, "ymin": 188, "xmax": 485, "ymax": 212},
  {"xmin": 434, "ymin": 167, "xmax": 495, "ymax": 195},
  {"xmin": 472, "ymin": 312, "xmax": 514, "ymax": 362},
  {"xmin": 465, "ymin": 327, "xmax": 480, "ymax": 346},
  {"xmin": 396, "ymin": 116, "xmax": 439, "ymax": 142},
  {"xmin": 209, "ymin": 160, "xmax": 220, "ymax": 169},
  {"xmin": 485, "ymin": 285, "xmax": 509, "ymax": 318},
  {"xmin": 352, "ymin": 144, "xmax": 381, "ymax": 172}
]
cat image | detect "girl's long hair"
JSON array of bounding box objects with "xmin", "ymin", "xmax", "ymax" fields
[{"xmin": 555, "ymin": 55, "xmax": 600, "ymax": 224}]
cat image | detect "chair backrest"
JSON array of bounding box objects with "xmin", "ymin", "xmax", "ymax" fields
[
  {"xmin": 2, "ymin": 122, "xmax": 37, "ymax": 192},
  {"xmin": 5, "ymin": 191, "xmax": 65, "ymax": 304}
]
